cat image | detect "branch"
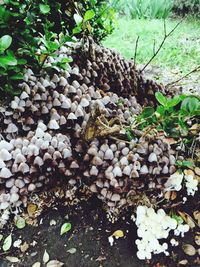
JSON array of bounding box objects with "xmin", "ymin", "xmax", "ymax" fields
[
  {"xmin": 134, "ymin": 36, "xmax": 140, "ymax": 67},
  {"xmin": 165, "ymin": 65, "xmax": 200, "ymax": 88},
  {"xmin": 140, "ymin": 20, "xmax": 182, "ymax": 74}
]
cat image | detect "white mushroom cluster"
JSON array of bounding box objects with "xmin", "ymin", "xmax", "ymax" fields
[
  {"xmin": 134, "ymin": 206, "xmax": 189, "ymax": 260},
  {"xmin": 164, "ymin": 171, "xmax": 198, "ymax": 196},
  {"xmin": 184, "ymin": 173, "xmax": 198, "ymax": 196},
  {"xmin": 164, "ymin": 172, "xmax": 184, "ymax": 191}
]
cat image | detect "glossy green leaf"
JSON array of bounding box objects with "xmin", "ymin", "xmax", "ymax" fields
[
  {"xmin": 155, "ymin": 92, "xmax": 167, "ymax": 107},
  {"xmin": 156, "ymin": 105, "xmax": 165, "ymax": 116},
  {"xmin": 39, "ymin": 4, "xmax": 50, "ymax": 14},
  {"xmin": 171, "ymin": 215, "xmax": 183, "ymax": 225},
  {"xmin": 167, "ymin": 96, "xmax": 182, "ymax": 108},
  {"xmin": 0, "ymin": 55, "xmax": 17, "ymax": 67},
  {"xmin": 0, "ymin": 35, "xmax": 12, "ymax": 52},
  {"xmin": 60, "ymin": 222, "xmax": 72, "ymax": 236},
  {"xmin": 84, "ymin": 10, "xmax": 95, "ymax": 22}
]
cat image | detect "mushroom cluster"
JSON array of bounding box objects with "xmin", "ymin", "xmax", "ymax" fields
[
  {"xmin": 134, "ymin": 205, "xmax": 189, "ymax": 260},
  {"xmin": 0, "ymin": 42, "xmax": 177, "ymax": 226}
]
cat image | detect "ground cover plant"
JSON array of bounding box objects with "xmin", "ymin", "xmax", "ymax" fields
[
  {"xmin": 111, "ymin": 0, "xmax": 174, "ymax": 19},
  {"xmin": 103, "ymin": 17, "xmax": 200, "ymax": 74},
  {"xmin": 0, "ymin": 1, "xmax": 199, "ymax": 267}
]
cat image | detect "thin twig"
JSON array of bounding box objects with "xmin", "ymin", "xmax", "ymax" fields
[
  {"xmin": 134, "ymin": 36, "xmax": 140, "ymax": 67},
  {"xmin": 166, "ymin": 65, "xmax": 200, "ymax": 88},
  {"xmin": 140, "ymin": 20, "xmax": 182, "ymax": 74},
  {"xmin": 153, "ymin": 39, "xmax": 156, "ymax": 55}
]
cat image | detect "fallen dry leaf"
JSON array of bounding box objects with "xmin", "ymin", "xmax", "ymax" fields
[
  {"xmin": 27, "ymin": 203, "xmax": 38, "ymax": 217},
  {"xmin": 5, "ymin": 256, "xmax": 20, "ymax": 263},
  {"xmin": 164, "ymin": 191, "xmax": 177, "ymax": 200},
  {"xmin": 46, "ymin": 260, "xmax": 64, "ymax": 267},
  {"xmin": 178, "ymin": 211, "xmax": 187, "ymax": 222},
  {"xmin": 193, "ymin": 211, "xmax": 200, "ymax": 226},
  {"xmin": 182, "ymin": 244, "xmax": 196, "ymax": 256},
  {"xmin": 20, "ymin": 241, "xmax": 29, "ymax": 252},
  {"xmin": 178, "ymin": 259, "xmax": 188, "ymax": 265},
  {"xmin": 178, "ymin": 212, "xmax": 195, "ymax": 229},
  {"xmin": 112, "ymin": 230, "xmax": 124, "ymax": 238},
  {"xmin": 194, "ymin": 167, "xmax": 200, "ymax": 176},
  {"xmin": 67, "ymin": 248, "xmax": 77, "ymax": 254},
  {"xmin": 43, "ymin": 249, "xmax": 50, "ymax": 263},
  {"xmin": 195, "ymin": 234, "xmax": 200, "ymax": 246},
  {"xmin": 95, "ymin": 255, "xmax": 106, "ymax": 262},
  {"xmin": 184, "ymin": 169, "xmax": 195, "ymax": 177},
  {"xmin": 163, "ymin": 137, "xmax": 177, "ymax": 145}
]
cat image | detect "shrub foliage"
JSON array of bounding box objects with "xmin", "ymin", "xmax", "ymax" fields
[
  {"xmin": 0, "ymin": 0, "xmax": 115, "ymax": 95},
  {"xmin": 173, "ymin": 0, "xmax": 200, "ymax": 17}
]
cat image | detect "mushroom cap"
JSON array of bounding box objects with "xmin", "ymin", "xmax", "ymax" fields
[
  {"xmin": 0, "ymin": 167, "xmax": 12, "ymax": 179},
  {"xmin": 0, "ymin": 140, "xmax": 13, "ymax": 151},
  {"xmin": 67, "ymin": 112, "xmax": 77, "ymax": 120},
  {"xmin": 6, "ymin": 123, "xmax": 18, "ymax": 133},
  {"xmin": 0, "ymin": 149, "xmax": 12, "ymax": 161},
  {"xmin": 48, "ymin": 119, "xmax": 60, "ymax": 130},
  {"xmin": 80, "ymin": 98, "xmax": 89, "ymax": 108}
]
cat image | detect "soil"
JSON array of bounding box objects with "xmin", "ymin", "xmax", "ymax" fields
[
  {"xmin": 0, "ymin": 195, "xmax": 199, "ymax": 267},
  {"xmin": 0, "ymin": 197, "xmax": 145, "ymax": 267},
  {"xmin": 141, "ymin": 65, "xmax": 200, "ymax": 95}
]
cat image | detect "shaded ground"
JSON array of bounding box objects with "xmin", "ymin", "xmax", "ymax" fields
[
  {"xmin": 141, "ymin": 65, "xmax": 200, "ymax": 95},
  {"xmin": 0, "ymin": 198, "xmax": 144, "ymax": 267},
  {"xmin": 0, "ymin": 195, "xmax": 199, "ymax": 267}
]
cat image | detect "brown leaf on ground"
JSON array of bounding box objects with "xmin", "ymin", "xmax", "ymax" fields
[
  {"xmin": 178, "ymin": 259, "xmax": 188, "ymax": 265},
  {"xmin": 46, "ymin": 260, "xmax": 64, "ymax": 267},
  {"xmin": 182, "ymin": 244, "xmax": 196, "ymax": 256},
  {"xmin": 20, "ymin": 241, "xmax": 29, "ymax": 252},
  {"xmin": 193, "ymin": 211, "xmax": 200, "ymax": 226},
  {"xmin": 195, "ymin": 233, "xmax": 200, "ymax": 246},
  {"xmin": 27, "ymin": 203, "xmax": 38, "ymax": 217},
  {"xmin": 5, "ymin": 256, "xmax": 20, "ymax": 263}
]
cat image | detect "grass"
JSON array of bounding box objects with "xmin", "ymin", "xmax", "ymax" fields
[{"xmin": 103, "ymin": 17, "xmax": 200, "ymax": 73}]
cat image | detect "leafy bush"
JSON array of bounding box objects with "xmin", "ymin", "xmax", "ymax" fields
[
  {"xmin": 111, "ymin": 0, "xmax": 173, "ymax": 19},
  {"xmin": 173, "ymin": 0, "xmax": 200, "ymax": 17},
  {"xmin": 0, "ymin": 0, "xmax": 115, "ymax": 96},
  {"xmin": 129, "ymin": 92, "xmax": 200, "ymax": 138}
]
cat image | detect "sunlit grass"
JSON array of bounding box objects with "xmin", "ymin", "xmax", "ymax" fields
[{"xmin": 103, "ymin": 17, "xmax": 200, "ymax": 73}]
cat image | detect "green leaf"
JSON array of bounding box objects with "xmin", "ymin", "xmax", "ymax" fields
[
  {"xmin": 39, "ymin": 4, "xmax": 50, "ymax": 14},
  {"xmin": 15, "ymin": 216, "xmax": 26, "ymax": 229},
  {"xmin": 73, "ymin": 26, "xmax": 82, "ymax": 34},
  {"xmin": 155, "ymin": 92, "xmax": 167, "ymax": 107},
  {"xmin": 156, "ymin": 105, "xmax": 165, "ymax": 116},
  {"xmin": 74, "ymin": 13, "xmax": 83, "ymax": 25},
  {"xmin": 181, "ymin": 96, "xmax": 200, "ymax": 114},
  {"xmin": 3, "ymin": 234, "xmax": 12, "ymax": 252},
  {"xmin": 0, "ymin": 35, "xmax": 12, "ymax": 52},
  {"xmin": 84, "ymin": 10, "xmax": 95, "ymax": 22},
  {"xmin": 176, "ymin": 160, "xmax": 195, "ymax": 168},
  {"xmin": 10, "ymin": 73, "xmax": 24, "ymax": 80},
  {"xmin": 171, "ymin": 215, "xmax": 183, "ymax": 225},
  {"xmin": 140, "ymin": 107, "xmax": 155, "ymax": 118},
  {"xmin": 60, "ymin": 222, "xmax": 72, "ymax": 236},
  {"xmin": 17, "ymin": 59, "xmax": 27, "ymax": 65},
  {"xmin": 167, "ymin": 95, "xmax": 182, "ymax": 108},
  {"xmin": 0, "ymin": 55, "xmax": 17, "ymax": 67}
]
